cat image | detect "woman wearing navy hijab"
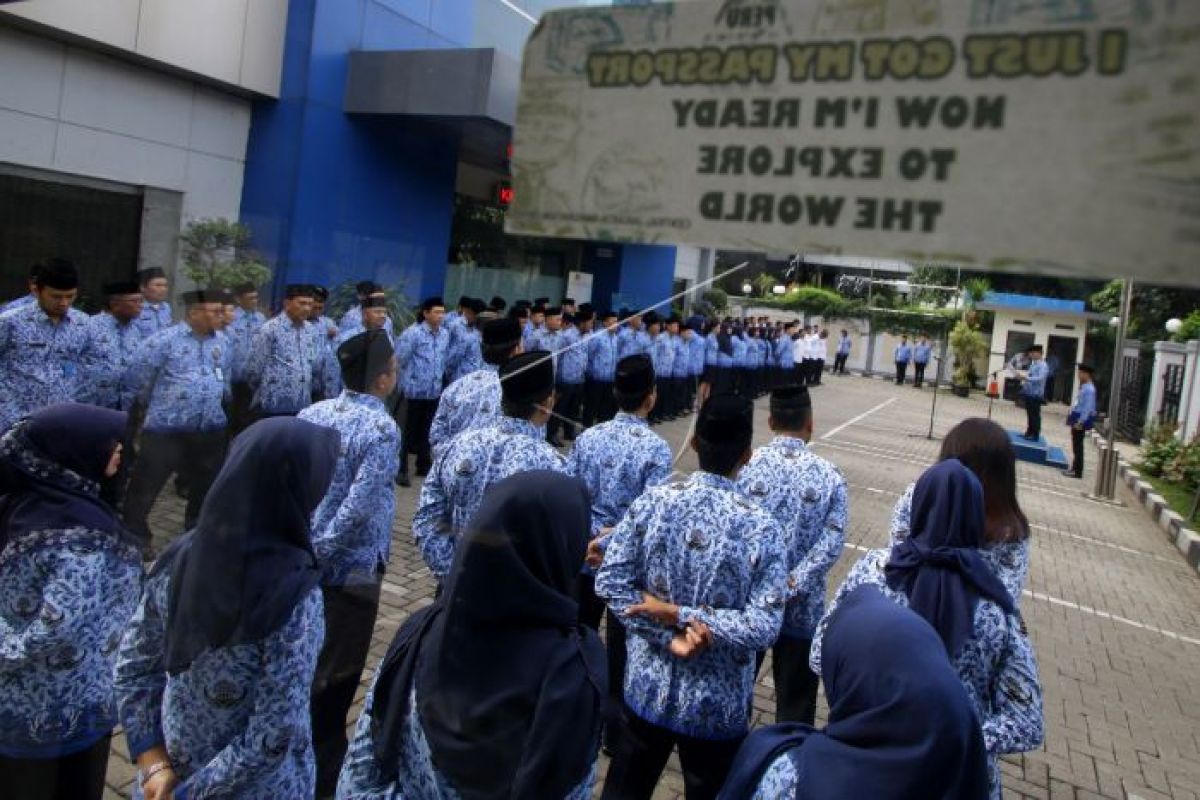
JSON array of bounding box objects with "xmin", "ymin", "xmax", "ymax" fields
[
  {"xmin": 337, "ymin": 470, "xmax": 606, "ymax": 799},
  {"xmin": 0, "ymin": 404, "xmax": 143, "ymax": 800},
  {"xmin": 717, "ymin": 584, "xmax": 989, "ymax": 799},
  {"xmin": 811, "ymin": 459, "xmax": 1044, "ymax": 800},
  {"xmin": 114, "ymin": 417, "xmax": 339, "ymax": 800}
]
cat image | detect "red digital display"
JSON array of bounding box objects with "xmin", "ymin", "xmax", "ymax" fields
[{"xmin": 496, "ymin": 182, "xmax": 514, "ymax": 206}]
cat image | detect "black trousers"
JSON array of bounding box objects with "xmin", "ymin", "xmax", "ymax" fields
[
  {"xmin": 123, "ymin": 430, "xmax": 227, "ymax": 547},
  {"xmin": 914, "ymin": 361, "xmax": 928, "ymax": 386},
  {"xmin": 402, "ymin": 398, "xmax": 438, "ymax": 475},
  {"xmin": 895, "ymin": 361, "xmax": 908, "ymax": 384},
  {"xmin": 772, "ymin": 636, "xmax": 819, "ymax": 724},
  {"xmin": 551, "ymin": 382, "xmax": 584, "ymax": 440},
  {"xmin": 605, "ymin": 613, "xmax": 628, "ymax": 752},
  {"xmin": 0, "ymin": 733, "xmax": 111, "ymax": 800},
  {"xmin": 312, "ymin": 581, "xmax": 383, "ymax": 796},
  {"xmin": 585, "ymin": 380, "xmax": 617, "ymax": 426},
  {"xmin": 833, "ymin": 353, "xmax": 849, "ymax": 374},
  {"xmin": 601, "ymin": 706, "xmax": 743, "ymax": 800},
  {"xmin": 228, "ymin": 381, "xmax": 255, "ymax": 438},
  {"xmin": 1071, "ymin": 426, "xmax": 1086, "ymax": 476},
  {"xmin": 1024, "ymin": 397, "xmax": 1043, "ymax": 439},
  {"xmin": 813, "ymin": 359, "xmax": 825, "ymax": 385}
]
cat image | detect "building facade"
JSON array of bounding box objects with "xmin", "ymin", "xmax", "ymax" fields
[{"xmin": 1, "ymin": 0, "xmax": 685, "ymax": 313}]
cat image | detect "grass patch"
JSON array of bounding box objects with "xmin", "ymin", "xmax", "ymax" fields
[{"xmin": 1140, "ymin": 471, "xmax": 1200, "ymax": 525}]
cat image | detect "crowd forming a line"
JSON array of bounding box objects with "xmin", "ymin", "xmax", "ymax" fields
[{"xmin": 0, "ymin": 257, "xmax": 1049, "ymax": 800}]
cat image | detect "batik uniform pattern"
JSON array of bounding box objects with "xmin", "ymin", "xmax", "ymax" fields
[
  {"xmin": 244, "ymin": 314, "xmax": 321, "ymax": 415},
  {"xmin": 79, "ymin": 313, "xmax": 147, "ymax": 410},
  {"xmin": 688, "ymin": 333, "xmax": 707, "ymax": 376},
  {"xmin": 752, "ymin": 756, "xmax": 800, "ymax": 799},
  {"xmin": 558, "ymin": 326, "xmax": 587, "ymax": 385},
  {"xmin": 586, "ymin": 331, "xmax": 620, "ymax": 381},
  {"xmin": 227, "ymin": 308, "xmax": 265, "ymax": 383},
  {"xmin": 0, "ymin": 304, "xmax": 113, "ymax": 432},
  {"xmin": 889, "ymin": 484, "xmax": 1031, "ymax": 603},
  {"xmin": 336, "ymin": 685, "xmax": 597, "ymax": 799},
  {"xmin": 396, "ymin": 323, "xmax": 450, "ymax": 400},
  {"xmin": 123, "ymin": 326, "xmax": 230, "ymax": 433},
  {"xmin": 444, "ymin": 316, "xmax": 482, "ymax": 384},
  {"xmin": 567, "ymin": 412, "xmax": 673, "ymax": 574},
  {"xmin": 650, "ymin": 332, "xmax": 675, "ymax": 377},
  {"xmin": 412, "ymin": 417, "xmax": 566, "ymax": 579},
  {"xmin": 595, "ymin": 472, "xmax": 788, "ymax": 740},
  {"xmin": 134, "ymin": 302, "xmax": 173, "ymax": 340},
  {"xmin": 0, "ymin": 428, "xmax": 143, "ymax": 759},
  {"xmin": 115, "ymin": 572, "xmax": 325, "ymax": 800},
  {"xmin": 670, "ymin": 336, "xmax": 690, "ymax": 379},
  {"xmin": 308, "ymin": 315, "xmax": 342, "ymax": 401},
  {"xmin": 737, "ymin": 437, "xmax": 848, "ymax": 639},
  {"xmin": 428, "ymin": 366, "xmax": 502, "ymax": 458},
  {"xmin": 810, "ymin": 549, "xmax": 1044, "ymax": 800},
  {"xmin": 298, "ymin": 392, "xmax": 401, "ymax": 587}
]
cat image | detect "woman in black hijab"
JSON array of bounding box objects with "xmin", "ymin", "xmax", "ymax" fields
[
  {"xmin": 718, "ymin": 584, "xmax": 990, "ymax": 799},
  {"xmin": 0, "ymin": 403, "xmax": 143, "ymax": 800},
  {"xmin": 114, "ymin": 417, "xmax": 339, "ymax": 800},
  {"xmin": 337, "ymin": 470, "xmax": 606, "ymax": 800}
]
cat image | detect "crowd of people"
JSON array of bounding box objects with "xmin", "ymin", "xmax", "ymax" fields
[{"xmin": 0, "ymin": 259, "xmax": 1047, "ymax": 800}]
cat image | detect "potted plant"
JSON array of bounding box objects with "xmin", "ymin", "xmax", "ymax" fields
[
  {"xmin": 180, "ymin": 218, "xmax": 271, "ymax": 290},
  {"xmin": 949, "ymin": 320, "xmax": 987, "ymax": 397}
]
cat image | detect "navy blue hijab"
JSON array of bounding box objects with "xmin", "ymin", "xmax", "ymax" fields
[
  {"xmin": 718, "ymin": 585, "xmax": 990, "ymax": 800},
  {"xmin": 370, "ymin": 470, "xmax": 606, "ymax": 800},
  {"xmin": 155, "ymin": 417, "xmax": 339, "ymax": 674},
  {"xmin": 885, "ymin": 458, "xmax": 1015, "ymax": 657},
  {"xmin": 0, "ymin": 403, "xmax": 132, "ymax": 552}
]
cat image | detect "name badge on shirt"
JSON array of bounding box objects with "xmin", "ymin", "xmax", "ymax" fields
[{"xmin": 215, "ymin": 368, "xmax": 224, "ymax": 381}]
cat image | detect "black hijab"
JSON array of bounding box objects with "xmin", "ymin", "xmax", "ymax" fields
[
  {"xmin": 0, "ymin": 403, "xmax": 131, "ymax": 552},
  {"xmin": 370, "ymin": 470, "xmax": 605, "ymax": 800},
  {"xmin": 156, "ymin": 417, "xmax": 339, "ymax": 674},
  {"xmin": 718, "ymin": 585, "xmax": 990, "ymax": 800},
  {"xmin": 717, "ymin": 323, "xmax": 734, "ymax": 356},
  {"xmin": 885, "ymin": 459, "xmax": 1015, "ymax": 657}
]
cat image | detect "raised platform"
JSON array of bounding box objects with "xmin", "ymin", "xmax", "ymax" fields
[{"xmin": 1007, "ymin": 430, "xmax": 1069, "ymax": 469}]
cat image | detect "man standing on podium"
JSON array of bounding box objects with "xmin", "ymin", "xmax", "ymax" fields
[{"xmin": 1021, "ymin": 344, "xmax": 1048, "ymax": 441}]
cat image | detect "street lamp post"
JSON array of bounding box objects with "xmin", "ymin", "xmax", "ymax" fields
[{"xmin": 1092, "ymin": 279, "xmax": 1134, "ymax": 501}]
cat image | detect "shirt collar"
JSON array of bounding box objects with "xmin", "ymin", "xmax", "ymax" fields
[
  {"xmin": 690, "ymin": 471, "xmax": 737, "ymax": 492},
  {"xmin": 341, "ymin": 390, "xmax": 387, "ymax": 413},
  {"xmin": 499, "ymin": 416, "xmax": 546, "ymax": 440},
  {"xmin": 615, "ymin": 412, "xmax": 650, "ymax": 428},
  {"xmin": 770, "ymin": 434, "xmax": 809, "ymax": 451}
]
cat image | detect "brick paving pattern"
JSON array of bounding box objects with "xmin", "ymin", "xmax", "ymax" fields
[{"xmin": 103, "ymin": 374, "xmax": 1200, "ymax": 799}]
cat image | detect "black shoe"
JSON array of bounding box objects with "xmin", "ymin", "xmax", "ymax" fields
[
  {"xmin": 395, "ymin": 473, "xmax": 411, "ymax": 487},
  {"xmin": 1061, "ymin": 469, "xmax": 1081, "ymax": 479},
  {"xmin": 1022, "ymin": 434, "xmax": 1039, "ymax": 441}
]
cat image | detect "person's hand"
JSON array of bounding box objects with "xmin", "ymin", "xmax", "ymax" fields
[
  {"xmin": 667, "ymin": 622, "xmax": 713, "ymax": 659},
  {"xmin": 586, "ymin": 538, "xmax": 605, "ymax": 569},
  {"xmin": 327, "ymin": 325, "xmax": 338, "ymax": 339},
  {"xmin": 626, "ymin": 593, "xmax": 680, "ymax": 626},
  {"xmin": 142, "ymin": 769, "xmax": 178, "ymax": 800}
]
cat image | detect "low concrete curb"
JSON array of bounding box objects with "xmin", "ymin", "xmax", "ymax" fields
[{"xmin": 1090, "ymin": 431, "xmax": 1200, "ymax": 576}]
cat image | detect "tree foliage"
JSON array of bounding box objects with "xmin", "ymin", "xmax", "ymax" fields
[
  {"xmin": 1090, "ymin": 280, "xmax": 1200, "ymax": 341},
  {"xmin": 949, "ymin": 320, "xmax": 988, "ymax": 388},
  {"xmin": 326, "ymin": 280, "xmax": 415, "ymax": 329},
  {"xmin": 1171, "ymin": 309, "xmax": 1200, "ymax": 343},
  {"xmin": 909, "ymin": 265, "xmax": 955, "ymax": 306},
  {"xmin": 179, "ymin": 218, "xmax": 270, "ymax": 290}
]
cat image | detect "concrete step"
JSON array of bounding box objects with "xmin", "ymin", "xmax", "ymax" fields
[{"xmin": 1007, "ymin": 430, "xmax": 1070, "ymax": 470}]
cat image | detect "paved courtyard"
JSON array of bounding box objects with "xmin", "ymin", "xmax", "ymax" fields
[{"xmin": 104, "ymin": 374, "xmax": 1200, "ymax": 799}]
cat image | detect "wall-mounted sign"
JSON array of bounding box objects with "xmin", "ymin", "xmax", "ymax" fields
[{"xmin": 508, "ymin": 1, "xmax": 1200, "ymax": 285}]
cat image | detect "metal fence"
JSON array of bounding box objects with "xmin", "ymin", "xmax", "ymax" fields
[
  {"xmin": 1117, "ymin": 352, "xmax": 1149, "ymax": 443},
  {"xmin": 1158, "ymin": 363, "xmax": 1185, "ymax": 427}
]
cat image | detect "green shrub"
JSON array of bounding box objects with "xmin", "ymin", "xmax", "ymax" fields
[
  {"xmin": 949, "ymin": 321, "xmax": 987, "ymax": 387},
  {"xmin": 326, "ymin": 280, "xmax": 415, "ymax": 329},
  {"xmin": 179, "ymin": 218, "xmax": 271, "ymax": 290},
  {"xmin": 1172, "ymin": 310, "xmax": 1200, "ymax": 343},
  {"xmin": 701, "ymin": 288, "xmax": 728, "ymax": 311},
  {"xmin": 1139, "ymin": 423, "xmax": 1181, "ymax": 478},
  {"xmin": 1165, "ymin": 433, "xmax": 1200, "ymax": 490}
]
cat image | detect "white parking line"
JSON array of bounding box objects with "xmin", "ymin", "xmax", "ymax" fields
[
  {"xmin": 842, "ymin": 543, "xmax": 1200, "ymax": 646},
  {"xmin": 820, "ymin": 397, "xmax": 898, "ymax": 441}
]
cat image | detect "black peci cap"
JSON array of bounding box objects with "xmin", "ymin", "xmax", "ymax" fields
[
  {"xmin": 337, "ymin": 330, "xmax": 395, "ymax": 391},
  {"xmin": 285, "ymin": 283, "xmax": 315, "ymax": 298},
  {"xmin": 103, "ymin": 281, "xmax": 141, "ymax": 296},
  {"xmin": 362, "ymin": 295, "xmax": 388, "ymax": 309},
  {"xmin": 770, "ymin": 384, "xmax": 812, "ymax": 414},
  {"xmin": 615, "ymin": 354, "xmax": 654, "ymax": 394},
  {"xmin": 574, "ymin": 309, "xmax": 595, "ymax": 323},
  {"xmin": 696, "ymin": 393, "xmax": 754, "ymax": 446},
  {"xmin": 181, "ymin": 290, "xmax": 222, "ymax": 306},
  {"xmin": 500, "ymin": 351, "xmax": 555, "ymax": 403},
  {"xmin": 1076, "ymin": 362, "xmax": 1096, "ymax": 375},
  {"xmin": 483, "ymin": 317, "xmax": 522, "ymax": 348},
  {"xmin": 421, "ymin": 296, "xmax": 445, "ymax": 311},
  {"xmin": 466, "ymin": 297, "xmax": 487, "ymax": 314}
]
